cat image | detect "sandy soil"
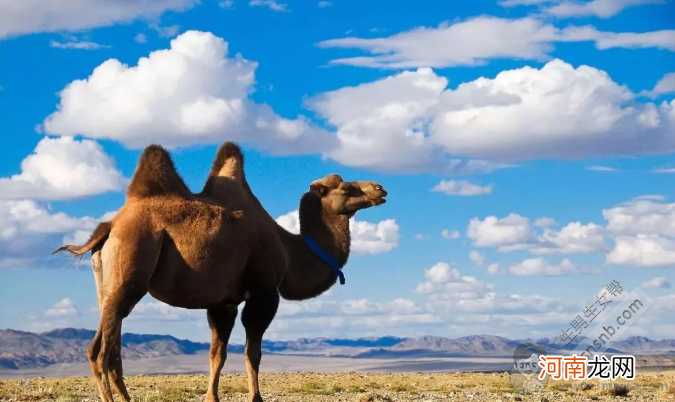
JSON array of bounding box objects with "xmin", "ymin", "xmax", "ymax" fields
[{"xmin": 1, "ymin": 371, "xmax": 674, "ymax": 401}]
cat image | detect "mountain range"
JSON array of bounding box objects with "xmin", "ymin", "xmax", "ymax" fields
[{"xmin": 2, "ymin": 328, "xmax": 674, "ymax": 370}]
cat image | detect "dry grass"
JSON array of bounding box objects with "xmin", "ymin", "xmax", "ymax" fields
[{"xmin": 0, "ymin": 371, "xmax": 673, "ymax": 401}]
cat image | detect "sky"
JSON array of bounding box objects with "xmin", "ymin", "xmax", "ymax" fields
[{"xmin": 0, "ymin": 0, "xmax": 674, "ymax": 345}]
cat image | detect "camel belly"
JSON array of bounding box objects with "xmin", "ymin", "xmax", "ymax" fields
[{"xmin": 147, "ymin": 231, "xmax": 250, "ymax": 309}]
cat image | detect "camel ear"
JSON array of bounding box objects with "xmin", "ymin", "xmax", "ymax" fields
[{"xmin": 310, "ymin": 183, "xmax": 328, "ymax": 197}]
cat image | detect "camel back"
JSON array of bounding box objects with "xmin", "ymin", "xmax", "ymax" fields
[{"xmin": 127, "ymin": 145, "xmax": 192, "ymax": 199}]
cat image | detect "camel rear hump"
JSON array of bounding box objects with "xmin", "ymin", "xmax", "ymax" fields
[
  {"xmin": 127, "ymin": 145, "xmax": 192, "ymax": 200},
  {"xmin": 208, "ymin": 142, "xmax": 245, "ymax": 182}
]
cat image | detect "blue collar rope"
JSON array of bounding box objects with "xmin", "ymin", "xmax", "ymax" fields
[{"xmin": 302, "ymin": 235, "xmax": 345, "ymax": 285}]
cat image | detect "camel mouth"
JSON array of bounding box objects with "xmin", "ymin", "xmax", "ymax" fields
[{"xmin": 370, "ymin": 192, "xmax": 387, "ymax": 206}]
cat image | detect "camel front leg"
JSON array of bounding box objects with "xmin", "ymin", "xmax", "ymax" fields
[
  {"xmin": 241, "ymin": 291, "xmax": 279, "ymax": 402},
  {"xmin": 204, "ymin": 306, "xmax": 238, "ymax": 402}
]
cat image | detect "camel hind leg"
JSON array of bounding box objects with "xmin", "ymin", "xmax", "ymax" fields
[
  {"xmin": 91, "ymin": 230, "xmax": 163, "ymax": 402},
  {"xmin": 90, "ymin": 242, "xmax": 132, "ymax": 401}
]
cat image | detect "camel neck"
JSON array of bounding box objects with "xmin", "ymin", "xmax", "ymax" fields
[{"xmin": 277, "ymin": 193, "xmax": 351, "ymax": 301}]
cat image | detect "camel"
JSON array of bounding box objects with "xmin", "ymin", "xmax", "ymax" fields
[{"xmin": 53, "ymin": 141, "xmax": 388, "ymax": 402}]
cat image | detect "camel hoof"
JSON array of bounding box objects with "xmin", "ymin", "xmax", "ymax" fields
[{"xmin": 204, "ymin": 395, "xmax": 219, "ymax": 402}]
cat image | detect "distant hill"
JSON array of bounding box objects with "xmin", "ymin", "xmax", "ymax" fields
[{"xmin": 1, "ymin": 328, "xmax": 673, "ymax": 370}]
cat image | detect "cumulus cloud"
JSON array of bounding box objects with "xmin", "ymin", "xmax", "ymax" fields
[
  {"xmin": 43, "ymin": 31, "xmax": 333, "ymax": 153},
  {"xmin": 50, "ymin": 40, "xmax": 109, "ymax": 50},
  {"xmin": 507, "ymin": 257, "xmax": 600, "ymax": 276},
  {"xmin": 249, "ymin": 0, "xmax": 288, "ymax": 11},
  {"xmin": 416, "ymin": 262, "xmax": 492, "ymax": 297},
  {"xmin": 430, "ymin": 59, "xmax": 675, "ymax": 161},
  {"xmin": 432, "ymin": 180, "xmax": 493, "ymax": 196},
  {"xmin": 534, "ymin": 218, "xmax": 557, "ymax": 227},
  {"xmin": 0, "ymin": 201, "xmax": 106, "ymax": 269},
  {"xmin": 604, "ymin": 198, "xmax": 675, "ymax": 237},
  {"xmin": 469, "ymin": 213, "xmax": 607, "ymax": 255},
  {"xmin": 275, "ymin": 210, "xmax": 399, "ymax": 255},
  {"xmin": 641, "ymin": 72, "xmax": 675, "ymax": 98},
  {"xmin": 0, "ymin": 0, "xmax": 198, "ymax": 40},
  {"xmin": 441, "ymin": 229, "xmax": 461, "ymax": 239},
  {"xmin": 586, "ymin": 165, "xmax": 619, "ymax": 172},
  {"xmin": 542, "ymin": 0, "xmax": 664, "ymax": 19},
  {"xmin": 469, "ymin": 250, "xmax": 485, "ymax": 266},
  {"xmin": 527, "ymin": 222, "xmax": 607, "ymax": 254},
  {"xmin": 487, "ymin": 263, "xmax": 502, "ymax": 275},
  {"xmin": 44, "ymin": 298, "xmax": 79, "ymax": 317},
  {"xmin": 0, "ymin": 137, "xmax": 126, "ymax": 200},
  {"xmin": 467, "ymin": 214, "xmax": 533, "ymax": 247},
  {"xmin": 641, "ymin": 276, "xmax": 672, "ymax": 288},
  {"xmin": 317, "ymin": 16, "xmax": 675, "ymax": 69},
  {"xmin": 607, "ymin": 235, "xmax": 675, "ymax": 267},
  {"xmin": 308, "ymin": 59, "xmax": 675, "ymax": 172},
  {"xmin": 130, "ymin": 301, "xmax": 202, "ymax": 321}
]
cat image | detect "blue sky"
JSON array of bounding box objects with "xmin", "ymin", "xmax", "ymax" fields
[{"xmin": 0, "ymin": 0, "xmax": 674, "ymax": 344}]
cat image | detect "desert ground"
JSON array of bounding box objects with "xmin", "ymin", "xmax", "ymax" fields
[{"xmin": 1, "ymin": 370, "xmax": 674, "ymax": 402}]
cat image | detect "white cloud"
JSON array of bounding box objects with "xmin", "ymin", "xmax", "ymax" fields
[
  {"xmin": 308, "ymin": 59, "xmax": 675, "ymax": 172},
  {"xmin": 350, "ymin": 219, "xmax": 399, "ymax": 255},
  {"xmin": 469, "ymin": 250, "xmax": 485, "ymax": 266},
  {"xmin": 414, "ymin": 234, "xmax": 428, "ymax": 241},
  {"xmin": 560, "ymin": 25, "xmax": 675, "ymax": 51},
  {"xmin": 44, "ymin": 298, "xmax": 79, "ymax": 317},
  {"xmin": 507, "ymin": 257, "xmax": 600, "ymax": 276},
  {"xmin": 50, "ymin": 40, "xmax": 109, "ymax": 50},
  {"xmin": 43, "ymin": 31, "xmax": 332, "ymax": 153},
  {"xmin": 534, "ymin": 217, "xmax": 556, "ymax": 227},
  {"xmin": 441, "ymin": 229, "xmax": 460, "ymax": 239},
  {"xmin": 542, "ymin": 0, "xmax": 664, "ymax": 18},
  {"xmin": 0, "ymin": 202, "xmax": 106, "ymax": 269},
  {"xmin": 307, "ymin": 67, "xmax": 451, "ymax": 173},
  {"xmin": 641, "ymin": 71, "xmax": 675, "ymax": 98},
  {"xmin": 487, "ymin": 263, "xmax": 502, "ymax": 275},
  {"xmin": 467, "ymin": 214, "xmax": 532, "ymax": 247},
  {"xmin": 634, "ymin": 195, "xmax": 666, "ymax": 201},
  {"xmin": 603, "ymin": 198, "xmax": 675, "ymax": 237},
  {"xmin": 249, "ymin": 0, "xmax": 288, "ymax": 11},
  {"xmin": 219, "ymin": 0, "xmax": 235, "ymax": 9},
  {"xmin": 431, "ymin": 180, "xmax": 493, "ymax": 196},
  {"xmin": 318, "ymin": 1, "xmax": 332, "ymax": 7},
  {"xmin": 606, "ymin": 234, "xmax": 675, "ymax": 267},
  {"xmin": 0, "ymin": 0, "xmax": 198, "ymax": 40},
  {"xmin": 430, "ymin": 59, "xmax": 675, "ymax": 161},
  {"xmin": 134, "ymin": 33, "xmax": 148, "ymax": 43},
  {"xmin": 499, "ymin": 0, "xmax": 550, "ymax": 6},
  {"xmin": 422, "ymin": 262, "xmax": 461, "ymax": 284},
  {"xmin": 417, "ymin": 262, "xmax": 493, "ymax": 297},
  {"xmin": 527, "ymin": 222, "xmax": 607, "ymax": 254},
  {"xmin": 317, "ymin": 16, "xmax": 675, "ymax": 69},
  {"xmin": 0, "ymin": 137, "xmax": 126, "ymax": 200},
  {"xmin": 275, "ymin": 210, "xmax": 399, "ymax": 255},
  {"xmin": 640, "ymin": 276, "xmax": 672, "ymax": 288},
  {"xmin": 586, "ymin": 165, "xmax": 619, "ymax": 172},
  {"xmin": 317, "ymin": 16, "xmax": 559, "ymax": 69},
  {"xmin": 131, "ymin": 301, "xmax": 202, "ymax": 321},
  {"xmin": 469, "ymin": 213, "xmax": 607, "ymax": 255}
]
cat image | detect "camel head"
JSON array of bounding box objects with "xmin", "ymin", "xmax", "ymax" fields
[{"xmin": 309, "ymin": 174, "xmax": 387, "ymax": 216}]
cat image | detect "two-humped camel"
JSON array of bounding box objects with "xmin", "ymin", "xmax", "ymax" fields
[{"xmin": 54, "ymin": 142, "xmax": 388, "ymax": 402}]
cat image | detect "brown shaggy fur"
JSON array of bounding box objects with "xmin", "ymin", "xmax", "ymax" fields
[{"xmin": 53, "ymin": 141, "xmax": 387, "ymax": 402}]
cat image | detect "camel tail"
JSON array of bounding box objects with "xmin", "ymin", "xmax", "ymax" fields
[
  {"xmin": 126, "ymin": 144, "xmax": 192, "ymax": 199},
  {"xmin": 52, "ymin": 222, "xmax": 112, "ymax": 256}
]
